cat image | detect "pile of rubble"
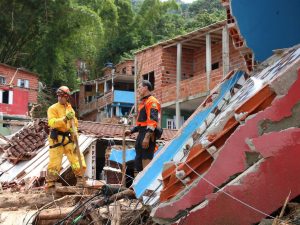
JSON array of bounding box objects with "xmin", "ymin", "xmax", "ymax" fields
[{"xmin": 0, "ymin": 183, "xmax": 158, "ymax": 225}]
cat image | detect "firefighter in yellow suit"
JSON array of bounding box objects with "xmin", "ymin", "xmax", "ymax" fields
[{"xmin": 45, "ymin": 86, "xmax": 86, "ymax": 190}]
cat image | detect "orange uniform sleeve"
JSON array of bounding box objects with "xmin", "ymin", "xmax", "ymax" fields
[{"xmin": 145, "ymin": 97, "xmax": 161, "ymax": 130}]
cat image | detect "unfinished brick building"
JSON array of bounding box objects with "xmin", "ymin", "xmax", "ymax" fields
[
  {"xmin": 135, "ymin": 20, "xmax": 246, "ymax": 129},
  {"xmin": 79, "ymin": 60, "xmax": 134, "ymax": 121}
]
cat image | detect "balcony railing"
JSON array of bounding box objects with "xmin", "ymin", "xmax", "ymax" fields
[
  {"xmin": 79, "ymin": 90, "xmax": 134, "ymax": 117},
  {"xmin": 161, "ymin": 69, "xmax": 223, "ymax": 104}
]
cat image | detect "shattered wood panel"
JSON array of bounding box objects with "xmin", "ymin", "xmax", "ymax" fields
[
  {"xmin": 133, "ymin": 70, "xmax": 246, "ymax": 199},
  {"xmin": 152, "ymin": 50, "xmax": 300, "ymax": 221}
]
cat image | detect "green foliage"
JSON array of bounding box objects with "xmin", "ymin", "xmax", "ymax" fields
[
  {"xmin": 0, "ymin": 0, "xmax": 103, "ymax": 90},
  {"xmin": 0, "ymin": 0, "xmax": 226, "ymax": 109},
  {"xmin": 184, "ymin": 9, "xmax": 226, "ymax": 32}
]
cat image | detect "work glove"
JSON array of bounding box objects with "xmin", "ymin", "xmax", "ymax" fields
[
  {"xmin": 70, "ymin": 126, "xmax": 78, "ymax": 134},
  {"xmin": 142, "ymin": 132, "xmax": 151, "ymax": 149},
  {"xmin": 124, "ymin": 130, "xmax": 131, "ymax": 136},
  {"xmin": 65, "ymin": 111, "xmax": 75, "ymax": 120}
]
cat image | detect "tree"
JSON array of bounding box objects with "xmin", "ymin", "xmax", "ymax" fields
[{"xmin": 0, "ymin": 0, "xmax": 103, "ymax": 89}]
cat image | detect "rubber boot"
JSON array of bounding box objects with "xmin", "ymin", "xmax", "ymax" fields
[{"xmin": 45, "ymin": 181, "xmax": 56, "ymax": 194}]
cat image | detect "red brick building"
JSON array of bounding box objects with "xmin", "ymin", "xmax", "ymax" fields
[
  {"xmin": 0, "ymin": 63, "xmax": 39, "ymax": 120},
  {"xmin": 135, "ymin": 21, "xmax": 246, "ymax": 129},
  {"xmin": 78, "ymin": 60, "xmax": 135, "ymax": 121}
]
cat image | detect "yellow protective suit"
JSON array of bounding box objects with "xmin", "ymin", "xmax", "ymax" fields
[{"xmin": 46, "ymin": 102, "xmax": 86, "ymax": 186}]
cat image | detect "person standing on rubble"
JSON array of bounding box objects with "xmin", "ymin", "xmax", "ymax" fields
[
  {"xmin": 125, "ymin": 80, "xmax": 161, "ymax": 172},
  {"xmin": 45, "ymin": 86, "xmax": 86, "ymax": 190}
]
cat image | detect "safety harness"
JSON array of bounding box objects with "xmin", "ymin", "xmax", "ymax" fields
[{"xmin": 49, "ymin": 129, "xmax": 73, "ymax": 149}]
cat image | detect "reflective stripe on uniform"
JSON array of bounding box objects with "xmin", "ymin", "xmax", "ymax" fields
[{"xmin": 48, "ymin": 118, "xmax": 57, "ymax": 127}]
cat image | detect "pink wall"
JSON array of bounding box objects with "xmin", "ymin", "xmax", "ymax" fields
[{"xmin": 0, "ymin": 88, "xmax": 29, "ymax": 116}]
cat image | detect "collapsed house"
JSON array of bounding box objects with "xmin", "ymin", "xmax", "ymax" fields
[{"xmin": 0, "ymin": 120, "xmax": 176, "ymax": 224}]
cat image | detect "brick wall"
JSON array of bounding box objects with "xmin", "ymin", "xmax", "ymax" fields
[
  {"xmin": 81, "ymin": 110, "xmax": 98, "ymax": 121},
  {"xmin": 137, "ymin": 37, "xmax": 245, "ymax": 105},
  {"xmin": 136, "ymin": 46, "xmax": 164, "ymax": 101},
  {"xmin": 161, "ymin": 47, "xmax": 194, "ymax": 86},
  {"xmin": 0, "ymin": 64, "xmax": 38, "ymax": 104},
  {"xmin": 103, "ymin": 60, "xmax": 134, "ymax": 77},
  {"xmin": 115, "ymin": 60, "xmax": 134, "ymax": 76}
]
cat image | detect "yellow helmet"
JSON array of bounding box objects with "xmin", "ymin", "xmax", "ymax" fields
[{"xmin": 57, "ymin": 86, "xmax": 71, "ymax": 97}]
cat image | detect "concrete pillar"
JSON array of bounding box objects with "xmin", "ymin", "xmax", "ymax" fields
[
  {"xmin": 206, "ymin": 33, "xmax": 212, "ymax": 91},
  {"xmin": 104, "ymin": 80, "xmax": 107, "ymax": 93},
  {"xmin": 110, "ymin": 106, "xmax": 114, "ymax": 118},
  {"xmin": 222, "ymin": 25, "xmax": 230, "ymax": 77},
  {"xmin": 116, "ymin": 105, "xmax": 120, "ymax": 117},
  {"xmin": 112, "ymin": 69, "xmax": 115, "ymax": 92},
  {"xmin": 176, "ymin": 42, "xmax": 182, "ymax": 129}
]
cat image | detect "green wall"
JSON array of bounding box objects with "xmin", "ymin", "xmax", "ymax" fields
[{"xmin": 161, "ymin": 108, "xmax": 193, "ymax": 129}]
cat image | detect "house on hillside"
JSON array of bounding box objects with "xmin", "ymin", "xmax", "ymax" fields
[
  {"xmin": 0, "ymin": 64, "xmax": 39, "ymax": 135},
  {"xmin": 78, "ymin": 60, "xmax": 135, "ymax": 121},
  {"xmin": 135, "ymin": 20, "xmax": 247, "ymax": 129}
]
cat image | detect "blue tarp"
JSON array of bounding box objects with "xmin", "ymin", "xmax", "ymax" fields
[
  {"xmin": 109, "ymin": 148, "xmax": 136, "ymax": 164},
  {"xmin": 109, "ymin": 146, "xmax": 163, "ymax": 164}
]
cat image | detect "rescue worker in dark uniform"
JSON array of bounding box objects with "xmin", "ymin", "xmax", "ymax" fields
[
  {"xmin": 125, "ymin": 80, "xmax": 161, "ymax": 172},
  {"xmin": 45, "ymin": 86, "xmax": 86, "ymax": 190}
]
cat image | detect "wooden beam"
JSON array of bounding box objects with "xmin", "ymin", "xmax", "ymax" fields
[{"xmin": 38, "ymin": 207, "xmax": 75, "ymax": 220}]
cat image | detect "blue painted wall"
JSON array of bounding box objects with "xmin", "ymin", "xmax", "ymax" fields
[
  {"xmin": 231, "ymin": 0, "xmax": 300, "ymax": 61},
  {"xmin": 114, "ymin": 90, "xmax": 135, "ymax": 104}
]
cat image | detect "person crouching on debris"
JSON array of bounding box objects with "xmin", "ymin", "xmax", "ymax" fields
[
  {"xmin": 45, "ymin": 86, "xmax": 86, "ymax": 191},
  {"xmin": 125, "ymin": 80, "xmax": 161, "ymax": 172}
]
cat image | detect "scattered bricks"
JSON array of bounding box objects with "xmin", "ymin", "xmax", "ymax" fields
[
  {"xmin": 36, "ymin": 140, "xmax": 44, "ymax": 148},
  {"xmin": 8, "ymin": 157, "xmax": 20, "ymax": 165},
  {"xmin": 23, "ymin": 138, "xmax": 32, "ymax": 146},
  {"xmin": 18, "ymin": 141, "xmax": 27, "ymax": 149},
  {"xmin": 3, "ymin": 145, "xmax": 10, "ymax": 151},
  {"xmin": 9, "ymin": 147, "xmax": 21, "ymax": 158}
]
